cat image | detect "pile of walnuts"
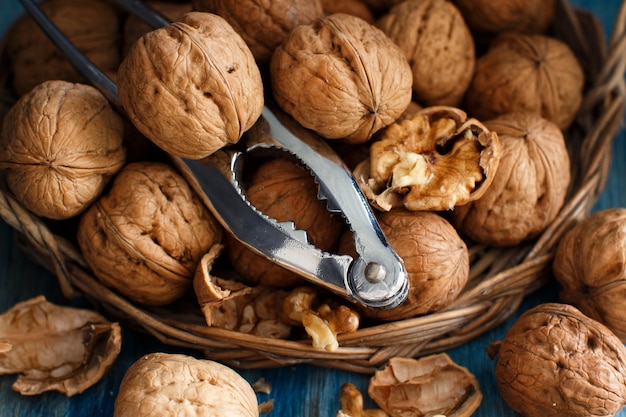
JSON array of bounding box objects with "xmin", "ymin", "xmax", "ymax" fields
[{"xmin": 1, "ymin": 0, "xmax": 625, "ymax": 415}]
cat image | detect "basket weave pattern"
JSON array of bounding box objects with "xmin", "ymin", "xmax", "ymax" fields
[{"xmin": 1, "ymin": 0, "xmax": 626, "ymax": 373}]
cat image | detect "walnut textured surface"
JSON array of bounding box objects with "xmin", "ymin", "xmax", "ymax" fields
[
  {"xmin": 117, "ymin": 12, "xmax": 264, "ymax": 159},
  {"xmin": 192, "ymin": 0, "xmax": 324, "ymax": 66},
  {"xmin": 451, "ymin": 112, "xmax": 570, "ymax": 246},
  {"xmin": 553, "ymin": 208, "xmax": 626, "ymax": 342},
  {"xmin": 491, "ymin": 303, "xmax": 626, "ymax": 417},
  {"xmin": 114, "ymin": 353, "xmax": 259, "ymax": 417},
  {"xmin": 77, "ymin": 161, "xmax": 223, "ymax": 306},
  {"xmin": 0, "ymin": 80, "xmax": 126, "ymax": 220},
  {"xmin": 376, "ymin": 0, "xmax": 475, "ymax": 106},
  {"xmin": 465, "ymin": 32, "xmax": 584, "ymax": 130},
  {"xmin": 270, "ymin": 13, "xmax": 412, "ymax": 143}
]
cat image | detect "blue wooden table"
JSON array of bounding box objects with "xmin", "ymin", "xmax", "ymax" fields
[{"xmin": 1, "ymin": 1, "xmax": 625, "ymax": 416}]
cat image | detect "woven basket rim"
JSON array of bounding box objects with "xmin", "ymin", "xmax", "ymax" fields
[{"xmin": 1, "ymin": 0, "xmax": 626, "ymax": 373}]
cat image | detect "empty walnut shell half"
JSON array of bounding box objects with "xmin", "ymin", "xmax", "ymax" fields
[
  {"xmin": 355, "ymin": 106, "xmax": 500, "ymax": 212},
  {"xmin": 0, "ymin": 80, "xmax": 126, "ymax": 220},
  {"xmin": 77, "ymin": 161, "xmax": 223, "ymax": 306},
  {"xmin": 270, "ymin": 12, "xmax": 413, "ymax": 144},
  {"xmin": 491, "ymin": 303, "xmax": 626, "ymax": 417},
  {"xmin": 117, "ymin": 12, "xmax": 264, "ymax": 159},
  {"xmin": 553, "ymin": 208, "xmax": 626, "ymax": 343}
]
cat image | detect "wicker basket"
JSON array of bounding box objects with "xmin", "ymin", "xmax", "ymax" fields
[{"xmin": 1, "ymin": 0, "xmax": 625, "ymax": 373}]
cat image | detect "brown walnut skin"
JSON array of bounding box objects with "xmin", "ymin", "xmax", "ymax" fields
[
  {"xmin": 77, "ymin": 161, "xmax": 223, "ymax": 306},
  {"xmin": 376, "ymin": 0, "xmax": 475, "ymax": 107},
  {"xmin": 0, "ymin": 80, "xmax": 126, "ymax": 220},
  {"xmin": 452, "ymin": 0, "xmax": 556, "ymax": 35},
  {"xmin": 270, "ymin": 13, "xmax": 413, "ymax": 144},
  {"xmin": 5, "ymin": 0, "xmax": 121, "ymax": 97},
  {"xmin": 553, "ymin": 208, "xmax": 626, "ymax": 343},
  {"xmin": 192, "ymin": 0, "xmax": 324, "ymax": 67},
  {"xmin": 341, "ymin": 209, "xmax": 469, "ymax": 320},
  {"xmin": 117, "ymin": 12, "xmax": 264, "ymax": 160},
  {"xmin": 465, "ymin": 32, "xmax": 584, "ymax": 131},
  {"xmin": 493, "ymin": 303, "xmax": 626, "ymax": 417},
  {"xmin": 227, "ymin": 157, "xmax": 345, "ymax": 288},
  {"xmin": 451, "ymin": 112, "xmax": 570, "ymax": 247}
]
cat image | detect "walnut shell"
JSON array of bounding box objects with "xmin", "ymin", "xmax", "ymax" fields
[
  {"xmin": 465, "ymin": 32, "xmax": 584, "ymax": 131},
  {"xmin": 192, "ymin": 0, "xmax": 324, "ymax": 66},
  {"xmin": 341, "ymin": 209, "xmax": 469, "ymax": 320},
  {"xmin": 117, "ymin": 12, "xmax": 264, "ymax": 159},
  {"xmin": 376, "ymin": 0, "xmax": 475, "ymax": 107},
  {"xmin": 450, "ymin": 112, "xmax": 570, "ymax": 246},
  {"xmin": 114, "ymin": 353, "xmax": 258, "ymax": 417},
  {"xmin": 270, "ymin": 13, "xmax": 413, "ymax": 144},
  {"xmin": 492, "ymin": 303, "xmax": 626, "ymax": 417},
  {"xmin": 0, "ymin": 80, "xmax": 126, "ymax": 220},
  {"xmin": 553, "ymin": 208, "xmax": 626, "ymax": 343},
  {"xmin": 77, "ymin": 161, "xmax": 223, "ymax": 306},
  {"xmin": 452, "ymin": 0, "xmax": 557, "ymax": 35},
  {"xmin": 227, "ymin": 157, "xmax": 345, "ymax": 287},
  {"xmin": 5, "ymin": 0, "xmax": 121, "ymax": 96},
  {"xmin": 355, "ymin": 106, "xmax": 500, "ymax": 212}
]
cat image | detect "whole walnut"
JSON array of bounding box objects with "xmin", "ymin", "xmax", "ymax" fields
[
  {"xmin": 452, "ymin": 0, "xmax": 557, "ymax": 35},
  {"xmin": 492, "ymin": 303, "xmax": 626, "ymax": 417},
  {"xmin": 341, "ymin": 209, "xmax": 469, "ymax": 320},
  {"xmin": 192, "ymin": 0, "xmax": 324, "ymax": 66},
  {"xmin": 114, "ymin": 353, "xmax": 258, "ymax": 417},
  {"xmin": 117, "ymin": 12, "xmax": 264, "ymax": 160},
  {"xmin": 0, "ymin": 80, "xmax": 126, "ymax": 220},
  {"xmin": 376, "ymin": 0, "xmax": 475, "ymax": 107},
  {"xmin": 465, "ymin": 32, "xmax": 584, "ymax": 131},
  {"xmin": 553, "ymin": 208, "xmax": 626, "ymax": 343},
  {"xmin": 77, "ymin": 161, "xmax": 223, "ymax": 306},
  {"xmin": 227, "ymin": 157, "xmax": 346, "ymax": 288},
  {"xmin": 5, "ymin": 0, "xmax": 121, "ymax": 97},
  {"xmin": 451, "ymin": 112, "xmax": 570, "ymax": 247},
  {"xmin": 321, "ymin": 0, "xmax": 375, "ymax": 23},
  {"xmin": 270, "ymin": 13, "xmax": 413, "ymax": 144}
]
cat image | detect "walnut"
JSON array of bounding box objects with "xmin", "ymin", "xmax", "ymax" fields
[
  {"xmin": 114, "ymin": 353, "xmax": 258, "ymax": 417},
  {"xmin": 270, "ymin": 13, "xmax": 413, "ymax": 144},
  {"xmin": 0, "ymin": 80, "xmax": 126, "ymax": 220},
  {"xmin": 0, "ymin": 295, "xmax": 121, "ymax": 397},
  {"xmin": 5, "ymin": 0, "xmax": 121, "ymax": 97},
  {"xmin": 465, "ymin": 32, "xmax": 584, "ymax": 131},
  {"xmin": 117, "ymin": 12, "xmax": 264, "ymax": 160},
  {"xmin": 192, "ymin": 0, "xmax": 324, "ymax": 66},
  {"xmin": 354, "ymin": 106, "xmax": 500, "ymax": 212},
  {"xmin": 322, "ymin": 0, "xmax": 375, "ymax": 23},
  {"xmin": 553, "ymin": 208, "xmax": 626, "ymax": 343},
  {"xmin": 77, "ymin": 161, "xmax": 223, "ymax": 306},
  {"xmin": 227, "ymin": 157, "xmax": 346, "ymax": 288},
  {"xmin": 450, "ymin": 112, "xmax": 570, "ymax": 246},
  {"xmin": 376, "ymin": 0, "xmax": 475, "ymax": 107},
  {"xmin": 368, "ymin": 354, "xmax": 482, "ymax": 417},
  {"xmin": 337, "ymin": 383, "xmax": 388, "ymax": 417},
  {"xmin": 340, "ymin": 209, "xmax": 469, "ymax": 321},
  {"xmin": 452, "ymin": 0, "xmax": 557, "ymax": 35},
  {"xmin": 490, "ymin": 303, "xmax": 626, "ymax": 417}
]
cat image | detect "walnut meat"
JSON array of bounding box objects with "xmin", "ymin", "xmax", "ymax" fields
[
  {"xmin": 5, "ymin": 0, "xmax": 121, "ymax": 96},
  {"xmin": 192, "ymin": 0, "xmax": 324, "ymax": 66},
  {"xmin": 0, "ymin": 80, "xmax": 126, "ymax": 220},
  {"xmin": 355, "ymin": 106, "xmax": 500, "ymax": 212},
  {"xmin": 553, "ymin": 208, "xmax": 626, "ymax": 343},
  {"xmin": 465, "ymin": 32, "xmax": 584, "ymax": 131},
  {"xmin": 270, "ymin": 13, "xmax": 412, "ymax": 144},
  {"xmin": 491, "ymin": 303, "xmax": 626, "ymax": 417},
  {"xmin": 117, "ymin": 12, "xmax": 264, "ymax": 159},
  {"xmin": 451, "ymin": 112, "xmax": 570, "ymax": 246},
  {"xmin": 77, "ymin": 161, "xmax": 223, "ymax": 306},
  {"xmin": 376, "ymin": 0, "xmax": 475, "ymax": 107},
  {"xmin": 114, "ymin": 353, "xmax": 259, "ymax": 417}
]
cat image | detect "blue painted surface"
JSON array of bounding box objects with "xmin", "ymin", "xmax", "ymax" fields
[{"xmin": 1, "ymin": 1, "xmax": 625, "ymax": 415}]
